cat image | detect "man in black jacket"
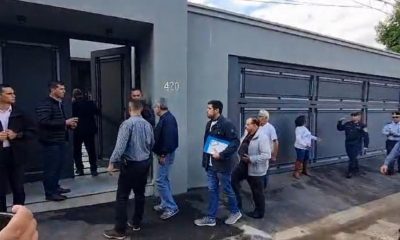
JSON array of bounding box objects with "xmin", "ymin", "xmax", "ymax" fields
[
  {"xmin": 130, "ymin": 88, "xmax": 155, "ymax": 127},
  {"xmin": 36, "ymin": 81, "xmax": 78, "ymax": 201},
  {"xmin": 72, "ymin": 89, "xmax": 99, "ymax": 176},
  {"xmin": 0, "ymin": 84, "xmax": 35, "ymax": 212},
  {"xmin": 194, "ymin": 100, "xmax": 242, "ymax": 227},
  {"xmin": 152, "ymin": 98, "xmax": 179, "ymax": 220}
]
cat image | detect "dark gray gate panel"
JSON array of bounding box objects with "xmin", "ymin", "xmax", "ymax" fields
[
  {"xmin": 244, "ymin": 70, "xmax": 310, "ymax": 98},
  {"xmin": 369, "ymin": 82, "xmax": 400, "ymax": 102},
  {"xmin": 367, "ymin": 111, "xmax": 392, "ymax": 151},
  {"xmin": 318, "ymin": 77, "xmax": 363, "ymax": 100},
  {"xmin": 229, "ymin": 56, "xmax": 400, "ymax": 170},
  {"xmin": 316, "ymin": 110, "xmax": 352, "ymax": 159},
  {"xmin": 2, "ymin": 43, "xmax": 57, "ymax": 180}
]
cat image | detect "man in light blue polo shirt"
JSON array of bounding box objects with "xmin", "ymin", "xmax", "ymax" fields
[{"xmin": 103, "ymin": 100, "xmax": 154, "ymax": 239}]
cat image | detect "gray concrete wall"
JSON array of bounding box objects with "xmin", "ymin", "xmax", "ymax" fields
[
  {"xmin": 20, "ymin": 0, "xmax": 189, "ymax": 194},
  {"xmin": 187, "ymin": 7, "xmax": 400, "ymax": 188}
]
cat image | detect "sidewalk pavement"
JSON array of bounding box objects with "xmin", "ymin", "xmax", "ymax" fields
[
  {"xmin": 274, "ymin": 191, "xmax": 400, "ymax": 240},
  {"xmin": 35, "ymin": 156, "xmax": 400, "ymax": 240}
]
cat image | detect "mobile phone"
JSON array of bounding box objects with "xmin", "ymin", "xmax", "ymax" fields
[{"xmin": 0, "ymin": 213, "xmax": 13, "ymax": 231}]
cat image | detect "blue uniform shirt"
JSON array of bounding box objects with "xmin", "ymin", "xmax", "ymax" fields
[{"xmin": 382, "ymin": 121, "xmax": 400, "ymax": 141}]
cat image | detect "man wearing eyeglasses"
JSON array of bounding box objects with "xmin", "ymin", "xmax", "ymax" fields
[{"xmin": 382, "ymin": 111, "xmax": 400, "ymax": 175}]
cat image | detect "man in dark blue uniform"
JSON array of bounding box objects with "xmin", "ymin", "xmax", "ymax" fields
[{"xmin": 337, "ymin": 112, "xmax": 369, "ymax": 178}]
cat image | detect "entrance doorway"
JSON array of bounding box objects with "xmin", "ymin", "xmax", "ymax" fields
[
  {"xmin": 0, "ymin": 1, "xmax": 154, "ymax": 209},
  {"xmin": 69, "ymin": 40, "xmax": 153, "ymax": 185},
  {"xmin": 70, "ymin": 40, "xmax": 132, "ymax": 162}
]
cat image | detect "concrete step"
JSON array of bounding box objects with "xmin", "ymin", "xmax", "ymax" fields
[{"xmin": 7, "ymin": 172, "xmax": 154, "ymax": 213}]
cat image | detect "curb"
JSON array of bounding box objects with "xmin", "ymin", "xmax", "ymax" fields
[{"xmin": 273, "ymin": 192, "xmax": 400, "ymax": 240}]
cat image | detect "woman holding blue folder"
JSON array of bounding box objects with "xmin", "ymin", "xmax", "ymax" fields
[{"xmin": 232, "ymin": 117, "xmax": 271, "ymax": 219}]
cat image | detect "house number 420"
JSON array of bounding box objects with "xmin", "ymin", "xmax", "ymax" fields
[{"xmin": 164, "ymin": 82, "xmax": 180, "ymax": 92}]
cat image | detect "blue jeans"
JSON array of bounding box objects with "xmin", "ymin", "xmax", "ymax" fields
[
  {"xmin": 42, "ymin": 143, "xmax": 67, "ymax": 196},
  {"xmin": 156, "ymin": 153, "xmax": 178, "ymax": 211},
  {"xmin": 207, "ymin": 169, "xmax": 240, "ymax": 219},
  {"xmin": 295, "ymin": 148, "xmax": 310, "ymax": 162}
]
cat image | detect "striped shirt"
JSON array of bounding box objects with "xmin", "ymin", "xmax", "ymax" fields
[{"xmin": 110, "ymin": 115, "xmax": 154, "ymax": 163}]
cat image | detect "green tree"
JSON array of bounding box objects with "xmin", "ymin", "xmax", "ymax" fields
[{"xmin": 376, "ymin": 2, "xmax": 400, "ymax": 53}]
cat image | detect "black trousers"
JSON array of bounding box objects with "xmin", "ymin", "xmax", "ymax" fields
[
  {"xmin": 0, "ymin": 148, "xmax": 25, "ymax": 212},
  {"xmin": 73, "ymin": 133, "xmax": 97, "ymax": 172},
  {"xmin": 232, "ymin": 161, "xmax": 265, "ymax": 216},
  {"xmin": 115, "ymin": 159, "xmax": 150, "ymax": 233},
  {"xmin": 386, "ymin": 140, "xmax": 400, "ymax": 173},
  {"xmin": 345, "ymin": 144, "xmax": 361, "ymax": 173}
]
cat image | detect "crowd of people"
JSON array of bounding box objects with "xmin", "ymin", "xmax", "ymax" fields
[
  {"xmin": 0, "ymin": 81, "xmax": 399, "ymax": 239},
  {"xmin": 103, "ymin": 99, "xmax": 388, "ymax": 239}
]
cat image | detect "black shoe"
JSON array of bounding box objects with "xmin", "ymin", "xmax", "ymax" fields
[
  {"xmin": 57, "ymin": 187, "xmax": 71, "ymax": 194},
  {"xmin": 103, "ymin": 229, "xmax": 126, "ymax": 239},
  {"xmin": 346, "ymin": 172, "xmax": 353, "ymax": 179},
  {"xmin": 91, "ymin": 170, "xmax": 98, "ymax": 177},
  {"xmin": 246, "ymin": 211, "xmax": 264, "ymax": 219},
  {"xmin": 127, "ymin": 222, "xmax": 141, "ymax": 231},
  {"xmin": 46, "ymin": 194, "xmax": 67, "ymax": 201},
  {"xmin": 75, "ymin": 169, "xmax": 84, "ymax": 176}
]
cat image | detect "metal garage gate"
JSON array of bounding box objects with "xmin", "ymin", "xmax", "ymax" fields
[{"xmin": 228, "ymin": 56, "xmax": 400, "ymax": 170}]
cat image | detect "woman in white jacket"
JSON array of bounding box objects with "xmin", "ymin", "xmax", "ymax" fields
[
  {"xmin": 293, "ymin": 115, "xmax": 319, "ymax": 179},
  {"xmin": 232, "ymin": 117, "xmax": 271, "ymax": 219}
]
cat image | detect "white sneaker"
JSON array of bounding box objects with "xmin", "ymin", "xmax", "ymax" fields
[
  {"xmin": 194, "ymin": 216, "xmax": 216, "ymax": 227},
  {"xmin": 224, "ymin": 212, "xmax": 242, "ymax": 225},
  {"xmin": 153, "ymin": 204, "xmax": 164, "ymax": 212}
]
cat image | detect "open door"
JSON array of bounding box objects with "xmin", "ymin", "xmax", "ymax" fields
[{"xmin": 91, "ymin": 47, "xmax": 132, "ymax": 160}]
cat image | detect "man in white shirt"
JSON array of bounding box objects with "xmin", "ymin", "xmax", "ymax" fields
[
  {"xmin": 0, "ymin": 84, "xmax": 35, "ymax": 212},
  {"xmin": 258, "ymin": 109, "xmax": 279, "ymax": 189}
]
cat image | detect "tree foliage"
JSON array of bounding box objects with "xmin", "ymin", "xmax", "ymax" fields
[{"xmin": 376, "ymin": 2, "xmax": 400, "ymax": 52}]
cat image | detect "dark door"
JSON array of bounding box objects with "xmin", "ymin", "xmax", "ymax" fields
[
  {"xmin": 91, "ymin": 47, "xmax": 132, "ymax": 160},
  {"xmin": 1, "ymin": 42, "xmax": 58, "ymax": 181}
]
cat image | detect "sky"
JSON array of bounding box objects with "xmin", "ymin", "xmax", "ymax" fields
[{"xmin": 188, "ymin": 0, "xmax": 396, "ymax": 49}]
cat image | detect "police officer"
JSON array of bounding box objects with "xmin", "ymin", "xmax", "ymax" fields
[
  {"xmin": 382, "ymin": 111, "xmax": 400, "ymax": 175},
  {"xmin": 337, "ymin": 112, "xmax": 369, "ymax": 178}
]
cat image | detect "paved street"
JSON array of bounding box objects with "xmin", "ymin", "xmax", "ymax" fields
[
  {"xmin": 35, "ymin": 157, "xmax": 400, "ymax": 240},
  {"xmin": 274, "ymin": 191, "xmax": 400, "ymax": 240},
  {"xmin": 331, "ymin": 212, "xmax": 400, "ymax": 240}
]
